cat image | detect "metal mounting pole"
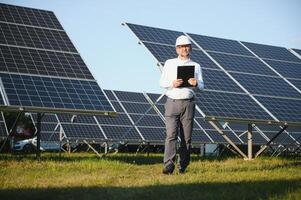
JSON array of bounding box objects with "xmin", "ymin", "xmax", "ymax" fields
[
  {"xmin": 247, "ymin": 124, "xmax": 253, "ymax": 160},
  {"xmin": 36, "ymin": 113, "xmax": 44, "ymax": 160}
]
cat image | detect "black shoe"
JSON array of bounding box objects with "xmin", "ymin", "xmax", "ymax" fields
[
  {"xmin": 162, "ymin": 165, "xmax": 174, "ymax": 174},
  {"xmin": 179, "ymin": 167, "xmax": 186, "ymax": 174}
]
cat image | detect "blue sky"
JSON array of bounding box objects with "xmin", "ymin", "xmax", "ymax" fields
[{"xmin": 2, "ymin": 0, "xmax": 301, "ymax": 94}]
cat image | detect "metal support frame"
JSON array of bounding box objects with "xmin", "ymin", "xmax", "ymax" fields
[
  {"xmin": 35, "ymin": 113, "xmax": 44, "ymax": 160},
  {"xmin": 0, "ymin": 111, "xmax": 23, "ymax": 153},
  {"xmin": 254, "ymin": 125, "xmax": 288, "ymax": 158},
  {"xmin": 83, "ymin": 140, "xmax": 103, "ymax": 158},
  {"xmin": 247, "ymin": 124, "xmax": 253, "ymax": 160},
  {"xmin": 209, "ymin": 120, "xmax": 248, "ymax": 159}
]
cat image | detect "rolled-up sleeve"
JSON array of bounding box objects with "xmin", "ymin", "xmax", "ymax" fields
[{"xmin": 160, "ymin": 61, "xmax": 172, "ymax": 89}]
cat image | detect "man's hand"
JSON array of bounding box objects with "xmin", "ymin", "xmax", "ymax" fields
[
  {"xmin": 173, "ymin": 79, "xmax": 183, "ymax": 88},
  {"xmin": 188, "ymin": 78, "xmax": 197, "ymax": 87}
]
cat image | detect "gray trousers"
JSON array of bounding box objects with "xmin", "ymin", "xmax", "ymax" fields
[{"xmin": 163, "ymin": 97, "xmax": 195, "ymax": 169}]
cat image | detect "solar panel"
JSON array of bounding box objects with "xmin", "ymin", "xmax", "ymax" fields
[
  {"xmin": 264, "ymin": 60, "xmax": 301, "ymax": 80},
  {"xmin": 242, "ymin": 41, "xmax": 301, "ymax": 62},
  {"xmin": 203, "ymin": 69, "xmax": 244, "ymax": 92},
  {"xmin": 255, "ymin": 96, "xmax": 301, "ymax": 123},
  {"xmin": 195, "ymin": 91, "xmax": 273, "ymax": 120},
  {"xmin": 0, "ymin": 3, "xmax": 63, "ymax": 29},
  {"xmin": 288, "ymin": 79, "xmax": 301, "ymax": 90},
  {"xmin": 61, "ymin": 124, "xmax": 105, "ymax": 140},
  {"xmin": 208, "ymin": 52, "xmax": 277, "ymax": 76},
  {"xmin": 126, "ymin": 22, "xmax": 301, "ymax": 127},
  {"xmin": 239, "ymin": 131, "xmax": 268, "ymax": 145},
  {"xmin": 230, "ymin": 73, "xmax": 301, "ymax": 98},
  {"xmin": 56, "ymin": 114, "xmax": 96, "ymax": 124},
  {"xmin": 188, "ymin": 33, "xmax": 253, "ymax": 56},
  {"xmin": 0, "ymin": 73, "xmax": 113, "ymax": 111},
  {"xmin": 0, "ymin": 3, "xmax": 114, "ymax": 115}
]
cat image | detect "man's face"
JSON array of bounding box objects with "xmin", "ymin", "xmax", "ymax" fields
[{"xmin": 176, "ymin": 44, "xmax": 192, "ymax": 57}]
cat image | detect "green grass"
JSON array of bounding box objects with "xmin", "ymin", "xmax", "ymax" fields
[{"xmin": 0, "ymin": 153, "xmax": 301, "ymax": 200}]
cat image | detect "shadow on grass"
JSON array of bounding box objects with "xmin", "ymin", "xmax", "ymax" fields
[{"xmin": 1, "ymin": 179, "xmax": 300, "ymax": 200}]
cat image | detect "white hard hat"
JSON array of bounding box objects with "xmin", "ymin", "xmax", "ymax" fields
[{"xmin": 175, "ymin": 35, "xmax": 191, "ymax": 46}]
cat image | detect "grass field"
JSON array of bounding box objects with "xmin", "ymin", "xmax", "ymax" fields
[{"xmin": 0, "ymin": 153, "xmax": 301, "ymax": 200}]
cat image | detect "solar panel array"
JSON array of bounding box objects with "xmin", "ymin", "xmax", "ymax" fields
[
  {"xmin": 125, "ymin": 23, "xmax": 301, "ymax": 125},
  {"xmin": 0, "ymin": 3, "xmax": 114, "ymax": 115},
  {"xmin": 31, "ymin": 113, "xmax": 60, "ymax": 142}
]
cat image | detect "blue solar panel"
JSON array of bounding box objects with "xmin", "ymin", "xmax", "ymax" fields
[
  {"xmin": 239, "ymin": 132, "xmax": 268, "ymax": 145},
  {"xmin": 264, "ymin": 60, "xmax": 301, "ymax": 79},
  {"xmin": 0, "ymin": 3, "xmax": 63, "ymax": 29},
  {"xmin": 195, "ymin": 91, "xmax": 273, "ymax": 121},
  {"xmin": 96, "ymin": 114, "xmax": 133, "ymax": 126},
  {"xmin": 242, "ymin": 41, "xmax": 301, "ymax": 62},
  {"xmin": 130, "ymin": 114, "xmax": 165, "ymax": 127},
  {"xmin": 0, "ymin": 3, "xmax": 114, "ymax": 115},
  {"xmin": 137, "ymin": 127, "xmax": 165, "ymax": 142},
  {"xmin": 288, "ymin": 79, "xmax": 301, "ymax": 90},
  {"xmin": 143, "ymin": 42, "xmax": 219, "ymax": 69},
  {"xmin": 208, "ymin": 52, "xmax": 277, "ymax": 76},
  {"xmin": 0, "ymin": 22, "xmax": 77, "ymax": 52},
  {"xmin": 255, "ymin": 96, "xmax": 301, "ymax": 123},
  {"xmin": 56, "ymin": 114, "xmax": 96, "ymax": 124},
  {"xmin": 0, "ymin": 45, "xmax": 93, "ymax": 79},
  {"xmin": 114, "ymin": 90, "xmax": 148, "ymax": 103},
  {"xmin": 121, "ymin": 102, "xmax": 157, "ymax": 114},
  {"xmin": 0, "ymin": 73, "xmax": 113, "ymax": 111},
  {"xmin": 61, "ymin": 124, "xmax": 105, "ymax": 140},
  {"xmin": 230, "ymin": 73, "xmax": 301, "ymax": 98},
  {"xmin": 191, "ymin": 129, "xmax": 212, "ymax": 144},
  {"xmin": 203, "ymin": 69, "xmax": 243, "ymax": 92},
  {"xmin": 188, "ymin": 33, "xmax": 253, "ymax": 56},
  {"xmin": 101, "ymin": 125, "xmax": 142, "ymax": 142},
  {"xmin": 263, "ymin": 132, "xmax": 295, "ymax": 145},
  {"xmin": 126, "ymin": 23, "xmax": 184, "ymax": 45}
]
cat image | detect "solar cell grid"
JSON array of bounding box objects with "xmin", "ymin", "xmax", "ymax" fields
[
  {"xmin": 195, "ymin": 91, "xmax": 273, "ymax": 121},
  {"xmin": 264, "ymin": 59, "xmax": 301, "ymax": 80},
  {"xmin": 101, "ymin": 125, "xmax": 142, "ymax": 141},
  {"xmin": 188, "ymin": 33, "xmax": 253, "ymax": 56},
  {"xmin": 61, "ymin": 124, "xmax": 105, "ymax": 140},
  {"xmin": 40, "ymin": 131, "xmax": 60, "ymax": 142},
  {"xmin": 121, "ymin": 102, "xmax": 157, "ymax": 114},
  {"xmin": 242, "ymin": 41, "xmax": 301, "ymax": 63},
  {"xmin": 205, "ymin": 130, "xmax": 226, "ymax": 143},
  {"xmin": 230, "ymin": 73, "xmax": 301, "ymax": 98},
  {"xmin": 143, "ymin": 42, "xmax": 219, "ymax": 69},
  {"xmin": 203, "ymin": 69, "xmax": 243, "ymax": 92},
  {"xmin": 288, "ymin": 79, "xmax": 301, "ymax": 91},
  {"xmin": 96, "ymin": 113, "xmax": 133, "ymax": 126},
  {"xmin": 255, "ymin": 96, "xmax": 301, "ymax": 123},
  {"xmin": 56, "ymin": 114, "xmax": 96, "ymax": 124},
  {"xmin": 0, "ymin": 3, "xmax": 63, "ymax": 30},
  {"xmin": 208, "ymin": 52, "xmax": 277, "ymax": 76},
  {"xmin": 136, "ymin": 127, "xmax": 165, "ymax": 142},
  {"xmin": 264, "ymin": 132, "xmax": 295, "ymax": 145},
  {"xmin": 239, "ymin": 132, "xmax": 268, "ymax": 145},
  {"xmin": 114, "ymin": 90, "xmax": 148, "ymax": 103},
  {"xmin": 191, "ymin": 129, "xmax": 212, "ymax": 143},
  {"xmin": 0, "ymin": 73, "xmax": 113, "ymax": 111},
  {"xmin": 0, "ymin": 45, "xmax": 93, "ymax": 79},
  {"xmin": 0, "ymin": 22, "xmax": 77, "ymax": 52},
  {"xmin": 130, "ymin": 114, "xmax": 165, "ymax": 127},
  {"xmin": 127, "ymin": 23, "xmax": 184, "ymax": 46}
]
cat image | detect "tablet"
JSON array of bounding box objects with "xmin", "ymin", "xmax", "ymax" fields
[{"xmin": 177, "ymin": 65, "xmax": 195, "ymax": 87}]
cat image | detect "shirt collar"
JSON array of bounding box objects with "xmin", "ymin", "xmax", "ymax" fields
[{"xmin": 177, "ymin": 56, "xmax": 191, "ymax": 63}]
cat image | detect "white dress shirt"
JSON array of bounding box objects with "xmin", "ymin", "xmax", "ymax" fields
[{"xmin": 160, "ymin": 57, "xmax": 204, "ymax": 99}]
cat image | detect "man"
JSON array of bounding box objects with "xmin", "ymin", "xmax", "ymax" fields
[{"xmin": 160, "ymin": 35, "xmax": 204, "ymax": 174}]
